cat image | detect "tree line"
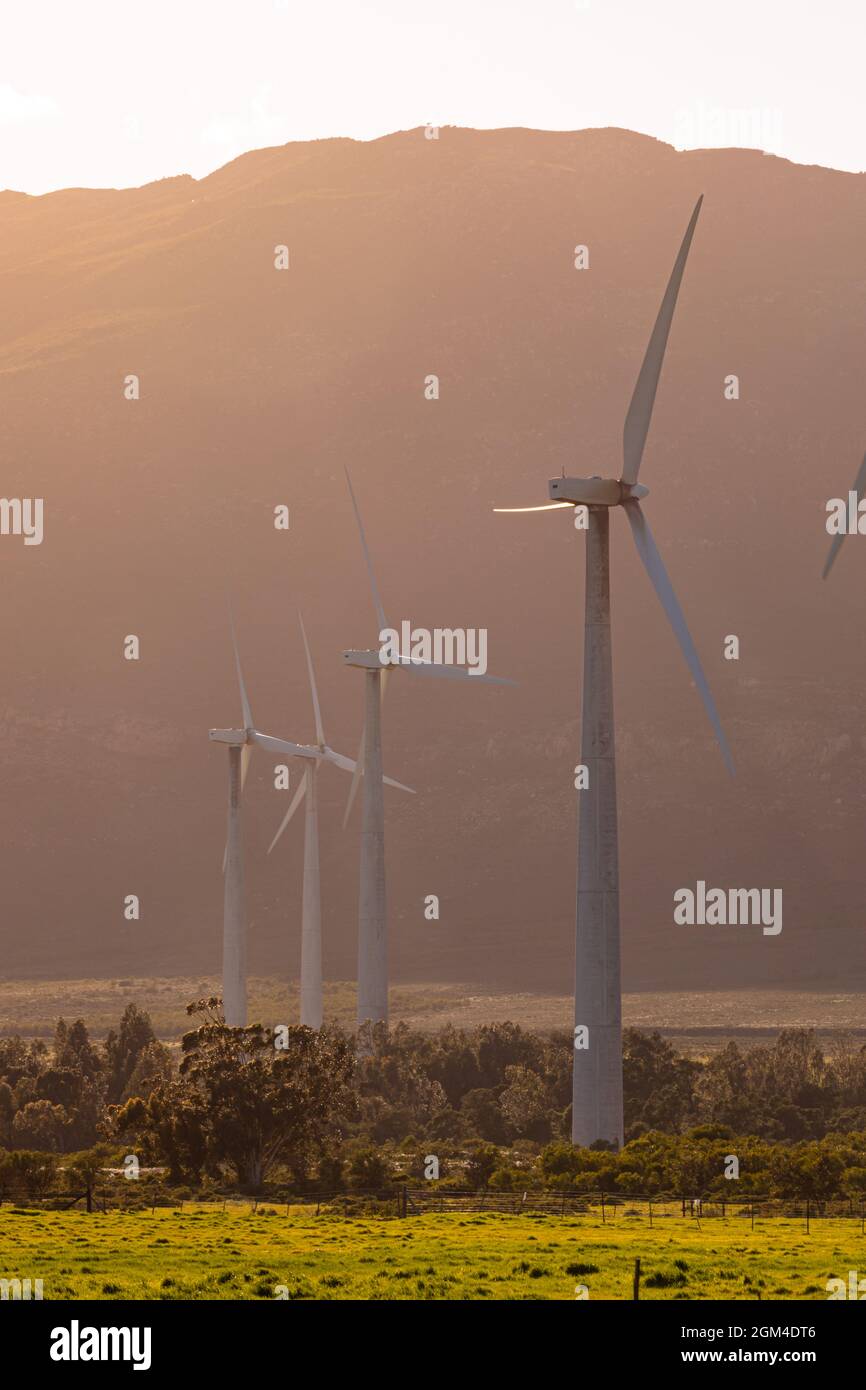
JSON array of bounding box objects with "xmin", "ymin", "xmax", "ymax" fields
[{"xmin": 1, "ymin": 1003, "xmax": 866, "ymax": 1198}]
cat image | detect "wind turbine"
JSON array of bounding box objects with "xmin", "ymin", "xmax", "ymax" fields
[
  {"xmin": 822, "ymin": 451, "xmax": 866, "ymax": 580},
  {"xmin": 267, "ymin": 612, "xmax": 413, "ymax": 1029},
  {"xmin": 209, "ymin": 621, "xmax": 319, "ymax": 1027},
  {"xmin": 496, "ymin": 196, "xmax": 734, "ymax": 1148},
  {"xmin": 342, "ymin": 469, "xmax": 514, "ymax": 1027}
]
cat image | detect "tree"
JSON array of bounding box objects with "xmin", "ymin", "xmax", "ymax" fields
[
  {"xmin": 465, "ymin": 1143, "xmax": 499, "ymax": 1189},
  {"xmin": 117, "ymin": 1000, "xmax": 356, "ymax": 1190},
  {"xmin": 540, "ymin": 1140, "xmax": 582, "ymax": 1183},
  {"xmin": 461, "ymin": 1088, "xmax": 510, "ymax": 1143},
  {"xmin": 66, "ymin": 1145, "xmax": 112, "ymax": 1213},
  {"xmin": 0, "ymin": 1081, "xmax": 14, "ymax": 1145},
  {"xmin": 5, "ymin": 1149, "xmax": 58, "ymax": 1198},
  {"xmin": 12, "ymin": 1100, "xmax": 68, "ymax": 1152},
  {"xmin": 105, "ymin": 1005, "xmax": 157, "ymax": 1104},
  {"xmin": 348, "ymin": 1147, "xmax": 390, "ymax": 1190},
  {"xmin": 499, "ymin": 1065, "xmax": 553, "ymax": 1141},
  {"xmin": 623, "ymin": 1029, "xmax": 698, "ymax": 1135},
  {"xmin": 55, "ymin": 1019, "xmax": 102, "ymax": 1080},
  {"xmin": 121, "ymin": 1041, "xmax": 173, "ymax": 1104},
  {"xmin": 114, "ymin": 1079, "xmax": 208, "ymax": 1184}
]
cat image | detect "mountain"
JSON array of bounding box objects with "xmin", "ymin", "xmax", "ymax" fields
[{"xmin": 0, "ymin": 125, "xmax": 864, "ymax": 994}]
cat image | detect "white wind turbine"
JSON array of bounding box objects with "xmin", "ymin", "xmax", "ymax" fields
[
  {"xmin": 341, "ymin": 468, "xmax": 514, "ymax": 1027},
  {"xmin": 496, "ymin": 196, "xmax": 734, "ymax": 1148},
  {"xmin": 209, "ymin": 621, "xmax": 321, "ymax": 1027},
  {"xmin": 266, "ymin": 611, "xmax": 413, "ymax": 1029}
]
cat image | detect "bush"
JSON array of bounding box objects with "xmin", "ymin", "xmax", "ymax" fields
[{"xmin": 348, "ymin": 1148, "xmax": 391, "ymax": 1191}]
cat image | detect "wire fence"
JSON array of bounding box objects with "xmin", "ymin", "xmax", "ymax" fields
[{"xmin": 1, "ymin": 1185, "xmax": 865, "ymax": 1229}]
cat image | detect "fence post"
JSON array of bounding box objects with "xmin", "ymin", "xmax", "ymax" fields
[
  {"xmin": 601, "ymin": 1192, "xmax": 606, "ymax": 1224},
  {"xmin": 750, "ymin": 1202, "xmax": 754, "ymax": 1231},
  {"xmin": 805, "ymin": 1198, "xmax": 810, "ymax": 1235},
  {"xmin": 648, "ymin": 1199, "xmax": 653, "ymax": 1228},
  {"xmin": 633, "ymin": 1257, "xmax": 641, "ymax": 1301}
]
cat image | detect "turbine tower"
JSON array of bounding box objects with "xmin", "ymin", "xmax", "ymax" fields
[
  {"xmin": 267, "ymin": 612, "xmax": 413, "ymax": 1028},
  {"xmin": 496, "ymin": 197, "xmax": 734, "ymax": 1148},
  {"xmin": 342, "ymin": 469, "xmax": 514, "ymax": 1027},
  {"xmin": 209, "ymin": 622, "xmax": 319, "ymax": 1027}
]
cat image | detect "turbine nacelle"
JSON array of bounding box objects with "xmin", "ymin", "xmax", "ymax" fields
[
  {"xmin": 343, "ymin": 648, "xmax": 385, "ymax": 670},
  {"xmin": 209, "ymin": 728, "xmax": 249, "ymax": 746},
  {"xmin": 548, "ymin": 476, "xmax": 649, "ymax": 507}
]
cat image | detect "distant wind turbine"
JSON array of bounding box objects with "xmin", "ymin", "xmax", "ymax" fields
[
  {"xmin": 342, "ymin": 469, "xmax": 514, "ymax": 1027},
  {"xmin": 209, "ymin": 620, "xmax": 319, "ymax": 1027},
  {"xmin": 267, "ymin": 612, "xmax": 413, "ymax": 1029},
  {"xmin": 495, "ymin": 196, "xmax": 734, "ymax": 1148}
]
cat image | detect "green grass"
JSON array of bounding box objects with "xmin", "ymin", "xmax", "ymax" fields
[{"xmin": 0, "ymin": 1204, "xmax": 862, "ymax": 1299}]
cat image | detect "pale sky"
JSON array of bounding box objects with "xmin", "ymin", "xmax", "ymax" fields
[{"xmin": 2, "ymin": 0, "xmax": 864, "ymax": 194}]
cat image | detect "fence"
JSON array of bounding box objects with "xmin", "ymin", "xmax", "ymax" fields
[{"xmin": 1, "ymin": 1186, "xmax": 865, "ymax": 1229}]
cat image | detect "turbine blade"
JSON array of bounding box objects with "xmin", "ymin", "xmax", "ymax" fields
[
  {"xmin": 342, "ymin": 728, "xmax": 366, "ymax": 828},
  {"xmin": 230, "ymin": 615, "xmax": 253, "ymax": 730},
  {"xmin": 323, "ymin": 747, "xmax": 358, "ymax": 775},
  {"xmin": 493, "ymin": 502, "xmax": 573, "ymax": 513},
  {"xmin": 345, "ymin": 467, "xmax": 388, "ymax": 635},
  {"xmin": 623, "ymin": 499, "xmax": 734, "ymax": 775},
  {"xmin": 622, "ymin": 196, "xmax": 703, "ymax": 485},
  {"xmin": 384, "ymin": 773, "xmax": 415, "ymax": 794},
  {"xmin": 298, "ymin": 610, "xmax": 325, "ymax": 744},
  {"xmin": 823, "ymin": 450, "xmax": 866, "ymax": 580},
  {"xmin": 267, "ymin": 772, "xmax": 308, "ymax": 854},
  {"xmin": 240, "ymin": 743, "xmax": 252, "ymax": 790},
  {"xmin": 395, "ymin": 656, "xmax": 515, "ymax": 686},
  {"xmin": 250, "ymin": 731, "xmax": 316, "ymax": 759},
  {"xmin": 325, "ymin": 746, "xmax": 413, "ymax": 793},
  {"xmin": 823, "ymin": 533, "xmax": 845, "ymax": 583}
]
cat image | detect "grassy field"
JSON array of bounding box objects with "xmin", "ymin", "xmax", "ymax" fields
[
  {"xmin": 0, "ymin": 1204, "xmax": 862, "ymax": 1300},
  {"xmin": 2, "ymin": 977, "xmax": 866, "ymax": 1057}
]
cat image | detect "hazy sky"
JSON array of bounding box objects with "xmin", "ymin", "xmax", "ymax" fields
[{"xmin": 2, "ymin": 0, "xmax": 864, "ymax": 194}]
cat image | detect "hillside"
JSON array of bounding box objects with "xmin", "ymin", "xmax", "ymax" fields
[{"xmin": 0, "ymin": 126, "xmax": 865, "ymax": 992}]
